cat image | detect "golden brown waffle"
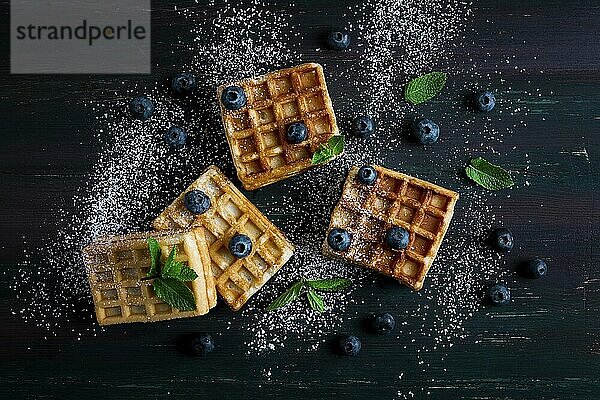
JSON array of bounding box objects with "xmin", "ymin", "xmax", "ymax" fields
[
  {"xmin": 83, "ymin": 228, "xmax": 216, "ymax": 326},
  {"xmin": 217, "ymin": 63, "xmax": 340, "ymax": 190},
  {"xmin": 323, "ymin": 165, "xmax": 459, "ymax": 290},
  {"xmin": 152, "ymin": 165, "xmax": 295, "ymax": 310}
]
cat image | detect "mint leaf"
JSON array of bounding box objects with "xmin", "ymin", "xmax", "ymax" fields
[
  {"xmin": 147, "ymin": 238, "xmax": 161, "ymax": 277},
  {"xmin": 311, "ymin": 148, "xmax": 333, "ymax": 165},
  {"xmin": 162, "ymin": 260, "xmax": 194, "ymax": 280},
  {"xmin": 306, "ymin": 288, "xmax": 325, "ymax": 312},
  {"xmin": 311, "ymin": 135, "xmax": 345, "ymax": 165},
  {"xmin": 466, "ymin": 157, "xmax": 514, "ymax": 190},
  {"xmin": 172, "ymin": 265, "xmax": 199, "ymax": 282},
  {"xmin": 328, "ymin": 135, "xmax": 344, "ymax": 155},
  {"xmin": 161, "ymin": 245, "xmax": 178, "ymax": 277},
  {"xmin": 266, "ymin": 280, "xmax": 304, "ymax": 311},
  {"xmin": 306, "ymin": 278, "xmax": 352, "ymax": 292},
  {"xmin": 404, "ymin": 72, "xmax": 447, "ymax": 105},
  {"xmin": 153, "ymin": 277, "xmax": 196, "ymax": 311}
]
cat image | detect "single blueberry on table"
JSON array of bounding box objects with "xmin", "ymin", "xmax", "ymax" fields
[
  {"xmin": 184, "ymin": 190, "xmax": 211, "ymax": 215},
  {"xmin": 164, "ymin": 126, "xmax": 187, "ymax": 148},
  {"xmin": 188, "ymin": 333, "xmax": 214, "ymax": 356},
  {"xmin": 486, "ymin": 283, "xmax": 511, "ymax": 306},
  {"xmin": 172, "ymin": 72, "xmax": 198, "ymax": 96},
  {"xmin": 474, "ymin": 90, "xmax": 496, "ymax": 112},
  {"xmin": 353, "ymin": 115, "xmax": 376, "ymax": 138},
  {"xmin": 327, "ymin": 30, "xmax": 351, "ymax": 50},
  {"xmin": 490, "ymin": 227, "xmax": 514, "ymax": 252},
  {"xmin": 372, "ymin": 313, "xmax": 395, "ymax": 334},
  {"xmin": 523, "ymin": 258, "xmax": 548, "ymax": 279},
  {"xmin": 286, "ymin": 122, "xmax": 308, "ymax": 144},
  {"xmin": 129, "ymin": 96, "xmax": 155, "ymax": 121},
  {"xmin": 220, "ymin": 85, "xmax": 247, "ymax": 110},
  {"xmin": 385, "ymin": 226, "xmax": 410, "ymax": 250},
  {"xmin": 327, "ymin": 228, "xmax": 352, "ymax": 252},
  {"xmin": 229, "ymin": 234, "xmax": 253, "ymax": 258},
  {"xmin": 413, "ymin": 119, "xmax": 440, "ymax": 145},
  {"xmin": 356, "ymin": 165, "xmax": 378, "ymax": 185},
  {"xmin": 338, "ymin": 335, "xmax": 361, "ymax": 356}
]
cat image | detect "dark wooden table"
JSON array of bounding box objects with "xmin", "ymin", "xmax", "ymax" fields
[{"xmin": 1, "ymin": 1, "xmax": 598, "ymax": 399}]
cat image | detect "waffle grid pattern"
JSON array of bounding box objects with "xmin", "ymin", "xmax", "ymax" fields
[
  {"xmin": 218, "ymin": 63, "xmax": 339, "ymax": 190},
  {"xmin": 83, "ymin": 230, "xmax": 213, "ymax": 325},
  {"xmin": 152, "ymin": 166, "xmax": 295, "ymax": 310},
  {"xmin": 324, "ymin": 166, "xmax": 458, "ymax": 290}
]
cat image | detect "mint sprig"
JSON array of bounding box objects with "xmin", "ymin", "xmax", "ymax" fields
[
  {"xmin": 311, "ymin": 135, "xmax": 345, "ymax": 165},
  {"xmin": 465, "ymin": 157, "xmax": 514, "ymax": 191},
  {"xmin": 266, "ymin": 277, "xmax": 352, "ymax": 312},
  {"xmin": 404, "ymin": 72, "xmax": 447, "ymax": 105},
  {"xmin": 145, "ymin": 238, "xmax": 198, "ymax": 311}
]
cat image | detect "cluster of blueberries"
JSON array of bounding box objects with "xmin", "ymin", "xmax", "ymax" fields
[
  {"xmin": 487, "ymin": 228, "xmax": 548, "ymax": 306},
  {"xmin": 339, "ymin": 312, "xmax": 396, "ymax": 356},
  {"xmin": 184, "ymin": 189, "xmax": 253, "ymax": 258},
  {"xmin": 130, "ymin": 74, "xmax": 313, "ymax": 149},
  {"xmin": 129, "ymin": 72, "xmax": 198, "ymax": 149},
  {"xmin": 328, "ymin": 166, "xmax": 410, "ymax": 253},
  {"xmin": 335, "ymin": 228, "xmax": 549, "ymax": 357},
  {"xmin": 220, "ymin": 84, "xmax": 310, "ymax": 144},
  {"xmin": 129, "ymin": 29, "xmax": 497, "ymax": 154},
  {"xmin": 351, "ymin": 90, "xmax": 496, "ymax": 145},
  {"xmin": 328, "ymin": 29, "xmax": 496, "ymax": 146},
  {"xmin": 180, "ymin": 314, "xmax": 396, "ymax": 357}
]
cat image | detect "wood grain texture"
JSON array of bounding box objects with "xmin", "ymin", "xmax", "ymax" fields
[{"xmin": 0, "ymin": 0, "xmax": 599, "ymax": 399}]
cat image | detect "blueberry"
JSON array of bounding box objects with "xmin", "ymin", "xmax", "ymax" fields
[
  {"xmin": 486, "ymin": 283, "xmax": 511, "ymax": 306},
  {"xmin": 229, "ymin": 234, "xmax": 253, "ymax": 258},
  {"xmin": 327, "ymin": 30, "xmax": 350, "ymax": 50},
  {"xmin": 286, "ymin": 122, "xmax": 308, "ymax": 144},
  {"xmin": 357, "ymin": 165, "xmax": 378, "ymax": 185},
  {"xmin": 523, "ymin": 258, "xmax": 548, "ymax": 279},
  {"xmin": 164, "ymin": 126, "xmax": 187, "ymax": 148},
  {"xmin": 385, "ymin": 226, "xmax": 409, "ymax": 250},
  {"xmin": 129, "ymin": 96, "xmax": 155, "ymax": 121},
  {"xmin": 327, "ymin": 228, "xmax": 351, "ymax": 252},
  {"xmin": 188, "ymin": 333, "xmax": 214, "ymax": 356},
  {"xmin": 413, "ymin": 119, "xmax": 440, "ymax": 145},
  {"xmin": 338, "ymin": 335, "xmax": 361, "ymax": 356},
  {"xmin": 221, "ymin": 85, "xmax": 247, "ymax": 110},
  {"xmin": 353, "ymin": 115, "xmax": 376, "ymax": 138},
  {"xmin": 474, "ymin": 90, "xmax": 496, "ymax": 112},
  {"xmin": 172, "ymin": 72, "xmax": 198, "ymax": 96},
  {"xmin": 184, "ymin": 190, "xmax": 211, "ymax": 215},
  {"xmin": 372, "ymin": 313, "xmax": 395, "ymax": 334},
  {"xmin": 490, "ymin": 227, "xmax": 514, "ymax": 252}
]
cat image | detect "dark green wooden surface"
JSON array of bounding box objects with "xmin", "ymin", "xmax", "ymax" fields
[{"xmin": 0, "ymin": 1, "xmax": 599, "ymax": 399}]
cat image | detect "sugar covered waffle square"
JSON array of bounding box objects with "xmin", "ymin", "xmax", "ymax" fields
[
  {"xmin": 152, "ymin": 165, "xmax": 295, "ymax": 310},
  {"xmin": 323, "ymin": 165, "xmax": 459, "ymax": 290},
  {"xmin": 82, "ymin": 228, "xmax": 216, "ymax": 326},
  {"xmin": 217, "ymin": 63, "xmax": 340, "ymax": 190}
]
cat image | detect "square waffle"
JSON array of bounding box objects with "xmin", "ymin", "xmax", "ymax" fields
[
  {"xmin": 82, "ymin": 228, "xmax": 216, "ymax": 326},
  {"xmin": 323, "ymin": 165, "xmax": 459, "ymax": 290},
  {"xmin": 152, "ymin": 165, "xmax": 295, "ymax": 310},
  {"xmin": 217, "ymin": 63, "xmax": 340, "ymax": 190}
]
